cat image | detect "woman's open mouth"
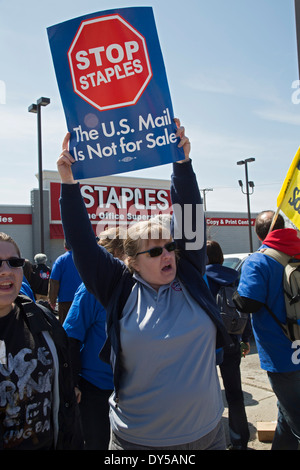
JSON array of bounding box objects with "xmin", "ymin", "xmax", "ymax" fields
[
  {"xmin": 0, "ymin": 281, "xmax": 13, "ymax": 291},
  {"xmin": 162, "ymin": 264, "xmax": 172, "ymax": 272}
]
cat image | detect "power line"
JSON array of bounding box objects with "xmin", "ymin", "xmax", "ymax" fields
[{"xmin": 209, "ymin": 182, "xmax": 281, "ymax": 190}]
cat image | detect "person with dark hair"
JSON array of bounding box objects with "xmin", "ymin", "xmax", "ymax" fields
[
  {"xmin": 206, "ymin": 240, "xmax": 224, "ymax": 266},
  {"xmin": 254, "ymin": 210, "xmax": 285, "ymax": 241},
  {"xmin": 48, "ymin": 240, "xmax": 82, "ymax": 323},
  {"xmin": 206, "ymin": 240, "xmax": 251, "ymax": 450},
  {"xmin": 23, "ymin": 258, "xmax": 34, "ymax": 285},
  {"xmin": 0, "ymin": 232, "xmax": 83, "ymax": 450},
  {"xmin": 233, "ymin": 210, "xmax": 300, "ymax": 450},
  {"xmin": 21, "ymin": 259, "xmax": 36, "ymax": 301}
]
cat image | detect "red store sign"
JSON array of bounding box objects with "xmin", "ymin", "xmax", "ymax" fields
[
  {"xmin": 207, "ymin": 217, "xmax": 255, "ymax": 227},
  {"xmin": 0, "ymin": 214, "xmax": 32, "ymax": 225},
  {"xmin": 50, "ymin": 181, "xmax": 171, "ymax": 238}
]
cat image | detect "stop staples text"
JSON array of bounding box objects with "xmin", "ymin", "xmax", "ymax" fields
[{"xmin": 68, "ymin": 14, "xmax": 153, "ymax": 111}]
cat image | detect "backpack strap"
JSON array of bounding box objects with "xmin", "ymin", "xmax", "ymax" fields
[
  {"xmin": 261, "ymin": 247, "xmax": 291, "ymax": 266},
  {"xmin": 15, "ymin": 295, "xmax": 53, "ymax": 334},
  {"xmin": 260, "ymin": 248, "xmax": 293, "ymax": 339},
  {"xmin": 263, "ymin": 303, "xmax": 289, "ymax": 336},
  {"xmin": 262, "ymin": 248, "xmax": 300, "ymax": 305}
]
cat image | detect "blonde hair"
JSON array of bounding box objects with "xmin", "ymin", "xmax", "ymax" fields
[
  {"xmin": 98, "ymin": 226, "xmax": 125, "ymax": 259},
  {"xmin": 124, "ymin": 218, "xmax": 172, "ymax": 273}
]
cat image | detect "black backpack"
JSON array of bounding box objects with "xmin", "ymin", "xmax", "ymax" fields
[{"xmin": 216, "ymin": 284, "xmax": 248, "ymax": 335}]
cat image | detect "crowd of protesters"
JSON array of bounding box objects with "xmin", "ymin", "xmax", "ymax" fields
[{"xmin": 1, "ymin": 121, "xmax": 300, "ymax": 450}]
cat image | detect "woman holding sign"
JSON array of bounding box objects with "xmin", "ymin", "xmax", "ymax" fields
[{"xmin": 56, "ymin": 120, "xmax": 231, "ymax": 450}]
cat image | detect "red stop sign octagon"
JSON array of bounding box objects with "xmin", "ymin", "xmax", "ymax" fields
[{"xmin": 68, "ymin": 15, "xmax": 153, "ymax": 111}]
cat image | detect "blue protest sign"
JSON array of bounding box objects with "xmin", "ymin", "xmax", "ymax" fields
[{"xmin": 47, "ymin": 7, "xmax": 183, "ymax": 180}]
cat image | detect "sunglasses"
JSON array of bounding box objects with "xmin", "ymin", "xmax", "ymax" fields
[
  {"xmin": 0, "ymin": 258, "xmax": 25, "ymax": 268},
  {"xmin": 136, "ymin": 241, "xmax": 176, "ymax": 258}
]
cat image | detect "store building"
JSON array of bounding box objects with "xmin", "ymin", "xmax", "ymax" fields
[{"xmin": 0, "ymin": 170, "xmax": 260, "ymax": 266}]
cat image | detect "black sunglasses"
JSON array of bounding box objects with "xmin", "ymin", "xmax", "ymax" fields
[
  {"xmin": 0, "ymin": 258, "xmax": 25, "ymax": 268},
  {"xmin": 136, "ymin": 241, "xmax": 176, "ymax": 258}
]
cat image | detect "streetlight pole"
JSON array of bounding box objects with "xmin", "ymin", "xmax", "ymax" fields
[
  {"xmin": 237, "ymin": 157, "xmax": 255, "ymax": 252},
  {"xmin": 28, "ymin": 97, "xmax": 50, "ymax": 253},
  {"xmin": 200, "ymin": 188, "xmax": 213, "ymax": 211}
]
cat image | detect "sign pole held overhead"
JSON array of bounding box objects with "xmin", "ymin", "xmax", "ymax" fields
[{"xmin": 295, "ymin": 0, "xmax": 300, "ymax": 79}]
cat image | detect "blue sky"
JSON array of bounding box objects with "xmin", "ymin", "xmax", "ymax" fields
[{"xmin": 0, "ymin": 0, "xmax": 299, "ymax": 214}]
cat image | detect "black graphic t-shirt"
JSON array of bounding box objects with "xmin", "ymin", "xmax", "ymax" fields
[{"xmin": 0, "ymin": 306, "xmax": 54, "ymax": 449}]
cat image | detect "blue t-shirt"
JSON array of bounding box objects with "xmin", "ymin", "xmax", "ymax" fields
[
  {"xmin": 20, "ymin": 276, "xmax": 36, "ymax": 301},
  {"xmin": 63, "ymin": 283, "xmax": 113, "ymax": 390},
  {"xmin": 238, "ymin": 248, "xmax": 300, "ymax": 373},
  {"xmin": 50, "ymin": 251, "xmax": 82, "ymax": 302}
]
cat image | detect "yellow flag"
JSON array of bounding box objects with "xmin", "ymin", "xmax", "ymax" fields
[{"xmin": 277, "ymin": 147, "xmax": 300, "ymax": 229}]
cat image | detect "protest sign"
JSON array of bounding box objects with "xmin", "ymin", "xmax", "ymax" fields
[
  {"xmin": 275, "ymin": 147, "xmax": 300, "ymax": 230},
  {"xmin": 47, "ymin": 7, "xmax": 183, "ymax": 180}
]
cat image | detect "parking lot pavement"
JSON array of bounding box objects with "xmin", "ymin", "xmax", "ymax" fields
[{"xmin": 219, "ymin": 339, "xmax": 278, "ymax": 450}]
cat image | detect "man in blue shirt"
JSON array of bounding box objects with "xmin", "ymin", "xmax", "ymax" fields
[
  {"xmin": 234, "ymin": 210, "xmax": 300, "ymax": 450},
  {"xmin": 48, "ymin": 240, "xmax": 82, "ymax": 323}
]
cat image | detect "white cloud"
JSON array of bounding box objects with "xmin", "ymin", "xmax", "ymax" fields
[
  {"xmin": 254, "ymin": 106, "xmax": 300, "ymax": 126},
  {"xmin": 186, "ymin": 74, "xmax": 235, "ymax": 95},
  {"xmin": 0, "ymin": 103, "xmax": 65, "ymax": 141},
  {"xmin": 185, "ymin": 71, "xmax": 281, "ymax": 105}
]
